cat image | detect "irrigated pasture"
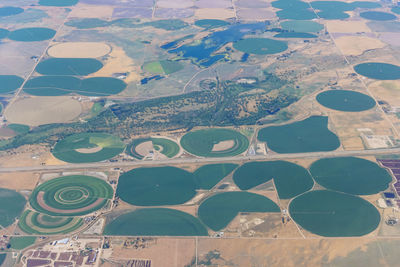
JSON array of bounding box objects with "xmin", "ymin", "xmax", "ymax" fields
[
  {"xmin": 193, "ymin": 163, "xmax": 238, "ymax": 189},
  {"xmin": 104, "ymin": 208, "xmax": 208, "ymax": 236},
  {"xmin": 39, "ymin": 0, "xmax": 79, "ymax": 6},
  {"xmin": 35, "ymin": 58, "xmax": 103, "ymax": 76},
  {"xmin": 280, "ymin": 20, "xmax": 323, "ymax": 32},
  {"xmin": 0, "ymin": 75, "xmax": 23, "ymax": 94},
  {"xmin": 29, "ymin": 175, "xmax": 113, "ymax": 216},
  {"xmin": 316, "ymin": 90, "xmax": 376, "ymax": 112},
  {"xmin": 360, "ymin": 11, "xmax": 396, "ymax": 21},
  {"xmin": 354, "ymin": 62, "xmax": 400, "ymax": 80},
  {"xmin": 0, "ymin": 6, "xmax": 24, "ymax": 17},
  {"xmin": 233, "ymin": 38, "xmax": 288, "ymax": 55},
  {"xmin": 8, "ymin": 27, "xmax": 56, "ymax": 42},
  {"xmin": 0, "ymin": 188, "xmax": 26, "ymax": 228}
]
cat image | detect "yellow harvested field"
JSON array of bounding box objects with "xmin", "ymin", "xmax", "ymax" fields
[
  {"xmin": 0, "ymin": 172, "xmax": 39, "ymax": 190},
  {"xmin": 326, "ymin": 20, "xmax": 371, "ymax": 33},
  {"xmin": 68, "ymin": 4, "xmax": 114, "ymax": 18},
  {"xmin": 195, "ymin": 8, "xmax": 236, "ymax": 19},
  {"xmin": 334, "ymin": 36, "xmax": 385, "ymax": 56},
  {"xmin": 5, "ymin": 96, "xmax": 82, "ymax": 126},
  {"xmin": 47, "ymin": 42, "xmax": 111, "ymax": 58}
]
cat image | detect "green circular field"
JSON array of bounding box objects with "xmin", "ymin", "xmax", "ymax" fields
[
  {"xmin": 39, "ymin": 0, "xmax": 79, "ymax": 6},
  {"xmin": 52, "ymin": 133, "xmax": 125, "ymax": 163},
  {"xmin": 233, "ymin": 161, "xmax": 314, "ymax": 199},
  {"xmin": 257, "ymin": 116, "xmax": 340, "ymax": 153},
  {"xmin": 360, "ymin": 11, "xmax": 396, "ymax": 21},
  {"xmin": 104, "ymin": 208, "xmax": 208, "ymax": 236},
  {"xmin": 142, "ymin": 60, "xmax": 183, "ymax": 75},
  {"xmin": 0, "ymin": 28, "xmax": 9, "ymax": 39},
  {"xmin": 0, "ymin": 6, "xmax": 23, "ymax": 17},
  {"xmin": 195, "ymin": 19, "xmax": 229, "ymax": 29},
  {"xmin": 78, "ymin": 77, "xmax": 127, "ymax": 96},
  {"xmin": 233, "ymin": 38, "xmax": 288, "ymax": 55},
  {"xmin": 0, "ymin": 188, "xmax": 26, "ymax": 228},
  {"xmin": 316, "ymin": 90, "xmax": 376, "ymax": 112},
  {"xmin": 18, "ymin": 210, "xmax": 83, "ymax": 235},
  {"xmin": 116, "ymin": 166, "xmax": 196, "ymax": 206},
  {"xmin": 30, "ymin": 175, "xmax": 113, "ymax": 216},
  {"xmin": 354, "ymin": 62, "xmax": 400, "ymax": 80},
  {"xmin": 9, "ymin": 27, "xmax": 56, "ymax": 42},
  {"xmin": 194, "ymin": 163, "xmax": 238, "ymax": 190},
  {"xmin": 274, "ymin": 32, "xmax": 317, "ymax": 38},
  {"xmin": 180, "ymin": 128, "xmax": 249, "ymax": 157},
  {"xmin": 35, "ymin": 58, "xmax": 103, "ymax": 76},
  {"xmin": 198, "ymin": 191, "xmax": 280, "ymax": 231},
  {"xmin": 289, "ymin": 190, "xmax": 380, "ymax": 236},
  {"xmin": 127, "ymin": 137, "xmax": 180, "ymax": 159},
  {"xmin": 0, "ymin": 75, "xmax": 24, "ymax": 94},
  {"xmin": 310, "ymin": 157, "xmax": 392, "ymax": 195},
  {"xmin": 280, "ymin": 20, "xmax": 324, "ymax": 33}
]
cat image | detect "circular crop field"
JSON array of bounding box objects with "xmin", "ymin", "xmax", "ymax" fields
[
  {"xmin": 104, "ymin": 208, "xmax": 208, "ymax": 236},
  {"xmin": 35, "ymin": 58, "xmax": 103, "ymax": 76},
  {"xmin": 280, "ymin": 20, "xmax": 324, "ymax": 33},
  {"xmin": 233, "ymin": 161, "xmax": 314, "ymax": 199},
  {"xmin": 289, "ymin": 190, "xmax": 380, "ymax": 236},
  {"xmin": 52, "ymin": 133, "xmax": 125, "ymax": 163},
  {"xmin": 0, "ymin": 75, "xmax": 24, "ymax": 94},
  {"xmin": 8, "ymin": 27, "xmax": 56, "ymax": 42},
  {"xmin": 360, "ymin": 11, "xmax": 396, "ymax": 21},
  {"xmin": 233, "ymin": 38, "xmax": 288, "ymax": 55},
  {"xmin": 310, "ymin": 157, "xmax": 392, "ymax": 195},
  {"xmin": 274, "ymin": 32, "xmax": 317, "ymax": 38},
  {"xmin": 0, "ymin": 28, "xmax": 9, "ymax": 39},
  {"xmin": 116, "ymin": 166, "xmax": 196, "ymax": 206},
  {"xmin": 39, "ymin": 0, "xmax": 79, "ymax": 6},
  {"xmin": 194, "ymin": 163, "xmax": 238, "ymax": 190},
  {"xmin": 18, "ymin": 210, "xmax": 83, "ymax": 235},
  {"xmin": 316, "ymin": 90, "xmax": 376, "ymax": 112},
  {"xmin": 180, "ymin": 128, "xmax": 249, "ymax": 157},
  {"xmin": 127, "ymin": 137, "xmax": 180, "ymax": 159},
  {"xmin": 0, "ymin": 188, "xmax": 26, "ymax": 228},
  {"xmin": 30, "ymin": 175, "xmax": 113, "ymax": 216},
  {"xmin": 0, "ymin": 6, "xmax": 23, "ymax": 17},
  {"xmin": 354, "ymin": 62, "xmax": 400, "ymax": 80},
  {"xmin": 195, "ymin": 19, "xmax": 229, "ymax": 28},
  {"xmin": 198, "ymin": 191, "xmax": 280, "ymax": 231},
  {"xmin": 47, "ymin": 42, "xmax": 111, "ymax": 58}
]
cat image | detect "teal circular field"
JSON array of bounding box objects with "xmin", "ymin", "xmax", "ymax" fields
[
  {"xmin": 316, "ymin": 90, "xmax": 376, "ymax": 112},
  {"xmin": 193, "ymin": 163, "xmax": 238, "ymax": 190},
  {"xmin": 257, "ymin": 116, "xmax": 340, "ymax": 153},
  {"xmin": 78, "ymin": 77, "xmax": 127, "ymax": 96},
  {"xmin": 0, "ymin": 75, "xmax": 24, "ymax": 94},
  {"xmin": 39, "ymin": 0, "xmax": 79, "ymax": 6},
  {"xmin": 0, "ymin": 28, "xmax": 9, "ymax": 39},
  {"xmin": 195, "ymin": 19, "xmax": 229, "ymax": 28},
  {"xmin": 280, "ymin": 20, "xmax": 324, "ymax": 33},
  {"xmin": 392, "ymin": 6, "xmax": 400, "ymax": 15},
  {"xmin": 181, "ymin": 128, "xmax": 249, "ymax": 157},
  {"xmin": 52, "ymin": 132, "xmax": 125, "ymax": 163},
  {"xmin": 35, "ymin": 58, "xmax": 103, "ymax": 76},
  {"xmin": 9, "ymin": 27, "xmax": 56, "ymax": 42},
  {"xmin": 18, "ymin": 210, "xmax": 83, "ymax": 235},
  {"xmin": 104, "ymin": 208, "xmax": 208, "ymax": 236},
  {"xmin": 273, "ymin": 0, "xmax": 317, "ymax": 20},
  {"xmin": 360, "ymin": 11, "xmax": 396, "ymax": 21},
  {"xmin": 0, "ymin": 6, "xmax": 23, "ymax": 17},
  {"xmin": 354, "ymin": 62, "xmax": 400, "ymax": 80},
  {"xmin": 310, "ymin": 157, "xmax": 392, "ymax": 195},
  {"xmin": 289, "ymin": 190, "xmax": 380, "ymax": 236},
  {"xmin": 233, "ymin": 38, "xmax": 288, "ymax": 55},
  {"xmin": 29, "ymin": 175, "xmax": 113, "ymax": 216},
  {"xmin": 198, "ymin": 192, "xmax": 280, "ymax": 231},
  {"xmin": 274, "ymin": 32, "xmax": 317, "ymax": 38},
  {"xmin": 0, "ymin": 188, "xmax": 26, "ymax": 228},
  {"xmin": 116, "ymin": 166, "xmax": 196, "ymax": 206},
  {"xmin": 233, "ymin": 161, "xmax": 314, "ymax": 199}
]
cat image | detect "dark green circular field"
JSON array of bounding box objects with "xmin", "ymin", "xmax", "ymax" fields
[
  {"xmin": 116, "ymin": 166, "xmax": 196, "ymax": 206},
  {"xmin": 360, "ymin": 11, "xmax": 396, "ymax": 21},
  {"xmin": 289, "ymin": 190, "xmax": 380, "ymax": 236},
  {"xmin": 35, "ymin": 58, "xmax": 103, "ymax": 76},
  {"xmin": 310, "ymin": 157, "xmax": 392, "ymax": 195},
  {"xmin": 39, "ymin": 0, "xmax": 79, "ymax": 6},
  {"xmin": 0, "ymin": 28, "xmax": 9, "ymax": 39},
  {"xmin": 280, "ymin": 20, "xmax": 324, "ymax": 33},
  {"xmin": 198, "ymin": 191, "xmax": 280, "ymax": 231},
  {"xmin": 78, "ymin": 77, "xmax": 127, "ymax": 96},
  {"xmin": 0, "ymin": 75, "xmax": 24, "ymax": 94},
  {"xmin": 18, "ymin": 210, "xmax": 83, "ymax": 235},
  {"xmin": 233, "ymin": 161, "xmax": 314, "ymax": 199},
  {"xmin": 8, "ymin": 27, "xmax": 56, "ymax": 42},
  {"xmin": 180, "ymin": 128, "xmax": 249, "ymax": 157},
  {"xmin": 274, "ymin": 32, "xmax": 317, "ymax": 38},
  {"xmin": 316, "ymin": 90, "xmax": 376, "ymax": 112},
  {"xmin": 104, "ymin": 208, "xmax": 208, "ymax": 236},
  {"xmin": 257, "ymin": 116, "xmax": 340, "ymax": 153},
  {"xmin": 0, "ymin": 188, "xmax": 26, "ymax": 228},
  {"xmin": 0, "ymin": 6, "xmax": 23, "ymax": 17},
  {"xmin": 194, "ymin": 163, "xmax": 238, "ymax": 190},
  {"xmin": 30, "ymin": 175, "xmax": 113, "ymax": 216},
  {"xmin": 52, "ymin": 132, "xmax": 125, "ymax": 163},
  {"xmin": 233, "ymin": 38, "xmax": 288, "ymax": 55},
  {"xmin": 354, "ymin": 62, "xmax": 400, "ymax": 80},
  {"xmin": 195, "ymin": 19, "xmax": 229, "ymax": 29}
]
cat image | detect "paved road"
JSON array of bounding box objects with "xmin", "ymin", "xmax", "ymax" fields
[{"xmin": 0, "ymin": 147, "xmax": 399, "ymax": 173}]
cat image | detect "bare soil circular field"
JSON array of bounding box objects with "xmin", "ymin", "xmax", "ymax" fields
[{"xmin": 47, "ymin": 42, "xmax": 111, "ymax": 58}]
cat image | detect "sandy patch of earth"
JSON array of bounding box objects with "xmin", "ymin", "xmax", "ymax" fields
[
  {"xmin": 5, "ymin": 96, "xmax": 82, "ymax": 126},
  {"xmin": 69, "ymin": 4, "xmax": 114, "ymax": 18},
  {"xmin": 326, "ymin": 20, "xmax": 371, "ymax": 33},
  {"xmin": 334, "ymin": 36, "xmax": 385, "ymax": 56},
  {"xmin": 0, "ymin": 172, "xmax": 39, "ymax": 190},
  {"xmin": 135, "ymin": 141, "xmax": 153, "ymax": 157},
  {"xmin": 195, "ymin": 8, "xmax": 236, "ymax": 19},
  {"xmin": 76, "ymin": 146, "xmax": 103, "ymax": 153},
  {"xmin": 212, "ymin": 140, "xmax": 235, "ymax": 152},
  {"xmin": 47, "ymin": 42, "xmax": 111, "ymax": 58}
]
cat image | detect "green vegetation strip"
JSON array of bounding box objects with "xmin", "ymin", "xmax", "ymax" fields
[
  {"xmin": 354, "ymin": 62, "xmax": 400, "ymax": 80},
  {"xmin": 35, "ymin": 58, "xmax": 103, "ymax": 76},
  {"xmin": 258, "ymin": 116, "xmax": 340, "ymax": 153},
  {"xmin": 30, "ymin": 175, "xmax": 113, "ymax": 216},
  {"xmin": 233, "ymin": 38, "xmax": 288, "ymax": 55},
  {"xmin": 289, "ymin": 190, "xmax": 380, "ymax": 236},
  {"xmin": 280, "ymin": 20, "xmax": 324, "ymax": 33},
  {"xmin": 8, "ymin": 124, "xmax": 29, "ymax": 135},
  {"xmin": 104, "ymin": 208, "xmax": 208, "ymax": 236},
  {"xmin": 195, "ymin": 19, "xmax": 229, "ymax": 29},
  {"xmin": 142, "ymin": 60, "xmax": 183, "ymax": 75},
  {"xmin": 0, "ymin": 29, "xmax": 9, "ymax": 39},
  {"xmin": 181, "ymin": 128, "xmax": 249, "ymax": 157},
  {"xmin": 198, "ymin": 192, "xmax": 280, "ymax": 231},
  {"xmin": 8, "ymin": 27, "xmax": 56, "ymax": 42},
  {"xmin": 310, "ymin": 157, "xmax": 392, "ymax": 195},
  {"xmin": 52, "ymin": 133, "xmax": 125, "ymax": 163},
  {"xmin": 0, "ymin": 75, "xmax": 24, "ymax": 94},
  {"xmin": 116, "ymin": 167, "xmax": 196, "ymax": 206},
  {"xmin": 194, "ymin": 163, "xmax": 238, "ymax": 190},
  {"xmin": 233, "ymin": 161, "xmax": 314, "ymax": 199},
  {"xmin": 9, "ymin": 237, "xmax": 36, "ymax": 250},
  {"xmin": 316, "ymin": 90, "xmax": 375, "ymax": 112},
  {"xmin": 18, "ymin": 210, "xmax": 83, "ymax": 235},
  {"xmin": 0, "ymin": 188, "xmax": 26, "ymax": 228}
]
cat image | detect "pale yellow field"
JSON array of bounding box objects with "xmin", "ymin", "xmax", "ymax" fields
[
  {"xmin": 47, "ymin": 42, "xmax": 111, "ymax": 58},
  {"xmin": 326, "ymin": 20, "xmax": 371, "ymax": 33},
  {"xmin": 68, "ymin": 3, "xmax": 114, "ymax": 18},
  {"xmin": 334, "ymin": 36, "xmax": 385, "ymax": 56},
  {"xmin": 0, "ymin": 172, "xmax": 39, "ymax": 190}
]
